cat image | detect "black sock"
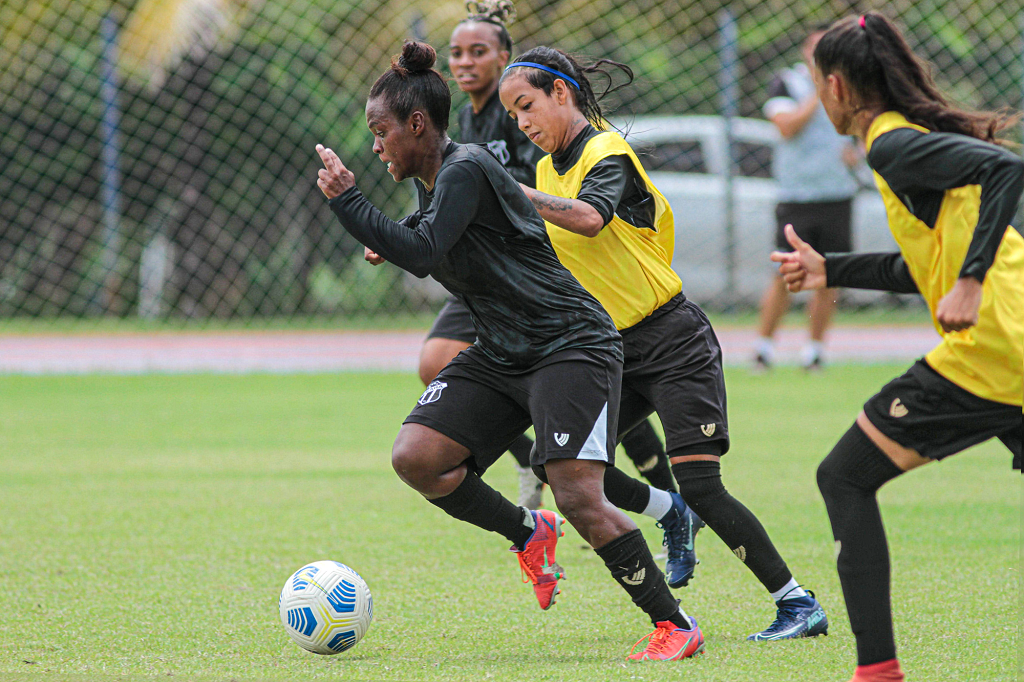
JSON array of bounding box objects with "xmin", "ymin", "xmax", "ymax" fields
[
  {"xmin": 508, "ymin": 433, "xmax": 534, "ymax": 469},
  {"xmin": 672, "ymin": 458, "xmax": 792, "ymax": 593},
  {"xmin": 621, "ymin": 420, "xmax": 677, "ymax": 492},
  {"xmin": 817, "ymin": 424, "xmax": 903, "ymax": 666},
  {"xmin": 594, "ymin": 529, "xmax": 690, "ymax": 629},
  {"xmin": 602, "ymin": 465, "xmax": 651, "ymax": 515},
  {"xmin": 428, "ymin": 472, "xmax": 534, "ymax": 549}
]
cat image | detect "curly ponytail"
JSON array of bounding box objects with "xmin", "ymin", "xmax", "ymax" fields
[
  {"xmin": 369, "ymin": 41, "xmax": 451, "ymax": 132},
  {"xmin": 460, "ymin": 0, "xmax": 516, "ymax": 52},
  {"xmin": 814, "ymin": 13, "xmax": 1018, "ymax": 144}
]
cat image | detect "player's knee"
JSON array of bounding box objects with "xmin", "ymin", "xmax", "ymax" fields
[
  {"xmin": 391, "ymin": 434, "xmax": 434, "ymax": 491},
  {"xmin": 817, "ymin": 423, "xmax": 897, "ymax": 502},
  {"xmin": 549, "ymin": 484, "xmax": 600, "ymax": 526},
  {"xmin": 671, "ymin": 458, "xmax": 727, "ymax": 511}
]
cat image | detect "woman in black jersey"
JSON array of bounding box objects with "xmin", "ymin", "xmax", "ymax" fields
[
  {"xmin": 500, "ymin": 46, "xmax": 827, "ymax": 647},
  {"xmin": 420, "ymin": 1, "xmax": 676, "ymax": 511},
  {"xmin": 317, "ymin": 40, "xmax": 703, "ymax": 661},
  {"xmin": 419, "ymin": 0, "xmax": 545, "ymax": 507}
]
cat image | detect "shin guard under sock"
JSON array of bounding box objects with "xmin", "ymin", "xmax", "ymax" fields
[
  {"xmin": 621, "ymin": 421, "xmax": 677, "ymax": 492},
  {"xmin": 672, "ymin": 459, "xmax": 792, "ymax": 593},
  {"xmin": 507, "ymin": 433, "xmax": 534, "ymax": 469},
  {"xmin": 594, "ymin": 529, "xmax": 689, "ymax": 628},
  {"xmin": 817, "ymin": 424, "xmax": 903, "ymax": 666},
  {"xmin": 428, "ymin": 471, "xmax": 534, "ymax": 549}
]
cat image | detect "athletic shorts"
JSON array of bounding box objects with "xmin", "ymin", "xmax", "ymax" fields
[
  {"xmin": 405, "ymin": 345, "xmax": 621, "ymax": 474},
  {"xmin": 775, "ymin": 199, "xmax": 853, "ymax": 255},
  {"xmin": 425, "ymin": 297, "xmax": 477, "ymax": 344},
  {"xmin": 864, "ymin": 359, "xmax": 1022, "ymax": 468},
  {"xmin": 616, "ymin": 294, "xmax": 730, "ymax": 456}
]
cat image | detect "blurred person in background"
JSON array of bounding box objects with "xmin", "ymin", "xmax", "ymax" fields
[{"xmin": 754, "ymin": 24, "xmax": 860, "ymax": 371}]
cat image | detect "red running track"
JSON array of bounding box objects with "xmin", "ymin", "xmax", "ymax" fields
[{"xmin": 0, "ymin": 326, "xmax": 940, "ymax": 375}]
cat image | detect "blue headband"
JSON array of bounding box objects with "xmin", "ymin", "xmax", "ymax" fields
[{"xmin": 504, "ymin": 62, "xmax": 580, "ymax": 90}]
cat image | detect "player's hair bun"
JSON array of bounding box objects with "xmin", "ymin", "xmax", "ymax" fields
[
  {"xmin": 465, "ymin": 0, "xmax": 516, "ymax": 27},
  {"xmin": 395, "ymin": 40, "xmax": 437, "ymax": 74}
]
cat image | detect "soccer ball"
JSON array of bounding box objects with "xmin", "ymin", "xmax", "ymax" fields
[{"xmin": 278, "ymin": 561, "xmax": 373, "ymax": 654}]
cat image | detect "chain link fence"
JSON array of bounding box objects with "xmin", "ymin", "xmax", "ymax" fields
[{"xmin": 2, "ymin": 0, "xmax": 1021, "ymax": 323}]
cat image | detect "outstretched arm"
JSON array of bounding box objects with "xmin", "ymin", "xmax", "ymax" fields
[{"xmin": 316, "ymin": 144, "xmax": 476, "ymax": 278}]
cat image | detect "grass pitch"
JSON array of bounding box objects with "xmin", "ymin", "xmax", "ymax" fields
[{"xmin": 0, "ymin": 366, "xmax": 1017, "ymax": 682}]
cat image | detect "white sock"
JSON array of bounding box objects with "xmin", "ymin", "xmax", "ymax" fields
[
  {"xmin": 771, "ymin": 578, "xmax": 808, "ymax": 602},
  {"xmin": 642, "ymin": 487, "xmax": 674, "ymax": 521},
  {"xmin": 801, "ymin": 341, "xmax": 823, "ymax": 366},
  {"xmin": 755, "ymin": 336, "xmax": 774, "ymax": 361},
  {"xmin": 520, "ymin": 507, "xmax": 536, "ymax": 532},
  {"xmin": 676, "ymin": 607, "xmax": 696, "ymax": 630}
]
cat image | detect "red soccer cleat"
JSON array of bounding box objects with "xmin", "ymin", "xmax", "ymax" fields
[
  {"xmin": 512, "ymin": 509, "xmax": 565, "ymax": 610},
  {"xmin": 849, "ymin": 659, "xmax": 905, "ymax": 682},
  {"xmin": 628, "ymin": 619, "xmax": 705, "ymax": 661}
]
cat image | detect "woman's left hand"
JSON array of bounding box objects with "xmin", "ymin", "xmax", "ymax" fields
[
  {"xmin": 936, "ymin": 276, "xmax": 983, "ymax": 332},
  {"xmin": 316, "ymin": 144, "xmax": 356, "ymax": 199}
]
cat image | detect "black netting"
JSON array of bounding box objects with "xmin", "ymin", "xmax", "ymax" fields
[{"xmin": 1, "ymin": 0, "xmax": 1021, "ymax": 321}]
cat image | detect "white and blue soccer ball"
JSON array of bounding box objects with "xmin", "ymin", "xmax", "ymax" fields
[{"xmin": 279, "ymin": 561, "xmax": 373, "ymax": 655}]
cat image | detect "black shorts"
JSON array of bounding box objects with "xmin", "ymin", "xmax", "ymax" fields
[
  {"xmin": 617, "ymin": 295, "xmax": 730, "ymax": 455},
  {"xmin": 775, "ymin": 199, "xmax": 853, "ymax": 254},
  {"xmin": 425, "ymin": 297, "xmax": 477, "ymax": 344},
  {"xmin": 864, "ymin": 359, "xmax": 1022, "ymax": 468},
  {"xmin": 405, "ymin": 345, "xmax": 621, "ymax": 474}
]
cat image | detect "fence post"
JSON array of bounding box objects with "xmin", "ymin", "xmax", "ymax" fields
[
  {"xmin": 91, "ymin": 11, "xmax": 124, "ymax": 315},
  {"xmin": 718, "ymin": 7, "xmax": 739, "ymax": 306}
]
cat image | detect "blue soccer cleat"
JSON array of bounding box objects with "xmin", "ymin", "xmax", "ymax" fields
[
  {"xmin": 657, "ymin": 492, "xmax": 704, "ymax": 588},
  {"xmin": 746, "ymin": 591, "xmax": 829, "ymax": 641}
]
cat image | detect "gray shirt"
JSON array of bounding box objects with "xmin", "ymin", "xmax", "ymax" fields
[{"xmin": 764, "ymin": 63, "xmax": 858, "ymax": 203}]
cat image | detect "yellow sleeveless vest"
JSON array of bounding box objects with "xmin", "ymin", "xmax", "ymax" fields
[
  {"xmin": 866, "ymin": 112, "xmax": 1024, "ymax": 406},
  {"xmin": 535, "ymin": 131, "xmax": 682, "ymax": 330}
]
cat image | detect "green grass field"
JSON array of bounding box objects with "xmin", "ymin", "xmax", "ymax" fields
[{"xmin": 0, "ymin": 367, "xmax": 1017, "ymax": 682}]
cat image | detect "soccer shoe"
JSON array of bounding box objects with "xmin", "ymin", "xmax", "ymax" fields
[
  {"xmin": 628, "ymin": 618, "xmax": 705, "ymax": 661},
  {"xmin": 746, "ymin": 591, "xmax": 829, "ymax": 641},
  {"xmin": 512, "ymin": 509, "xmax": 565, "ymax": 610},
  {"xmin": 848, "ymin": 659, "xmax": 905, "ymax": 682},
  {"xmin": 516, "ymin": 465, "xmax": 545, "ymax": 509},
  {"xmin": 752, "ymin": 352, "xmax": 772, "ymax": 373},
  {"xmin": 658, "ymin": 492, "xmax": 704, "ymax": 588}
]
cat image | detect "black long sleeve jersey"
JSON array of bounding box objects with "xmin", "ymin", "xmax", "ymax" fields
[
  {"xmin": 825, "ymin": 125, "xmax": 1024, "ymax": 293},
  {"xmin": 457, "ymin": 90, "xmax": 544, "ymax": 188},
  {"xmin": 329, "ymin": 140, "xmax": 621, "ymax": 371}
]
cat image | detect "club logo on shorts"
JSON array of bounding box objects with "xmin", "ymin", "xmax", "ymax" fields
[
  {"xmin": 733, "ymin": 545, "xmax": 746, "ymax": 562},
  {"xmin": 701, "ymin": 423, "xmax": 717, "ymax": 437},
  {"xmin": 889, "ymin": 398, "xmax": 909, "ymax": 418},
  {"xmin": 554, "ymin": 432, "xmax": 570, "ymax": 447},
  {"xmin": 418, "ymin": 380, "xmax": 448, "ymax": 405}
]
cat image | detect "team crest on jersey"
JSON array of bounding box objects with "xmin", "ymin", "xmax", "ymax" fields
[
  {"xmin": 418, "ymin": 380, "xmax": 448, "ymax": 405},
  {"xmin": 554, "ymin": 433, "xmax": 570, "ymax": 447},
  {"xmin": 701, "ymin": 423, "xmax": 716, "ymax": 437},
  {"xmin": 486, "ymin": 139, "xmax": 511, "ymax": 165},
  {"xmin": 889, "ymin": 398, "xmax": 909, "ymax": 418}
]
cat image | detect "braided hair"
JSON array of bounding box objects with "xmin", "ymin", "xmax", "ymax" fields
[{"xmin": 459, "ymin": 0, "xmax": 516, "ymax": 52}]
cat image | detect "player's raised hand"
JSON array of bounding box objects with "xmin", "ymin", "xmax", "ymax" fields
[
  {"xmin": 769, "ymin": 224, "xmax": 827, "ymax": 292},
  {"xmin": 364, "ymin": 246, "xmax": 386, "ymax": 266},
  {"xmin": 935, "ymin": 276, "xmax": 983, "ymax": 333},
  {"xmin": 316, "ymin": 144, "xmax": 355, "ymax": 199}
]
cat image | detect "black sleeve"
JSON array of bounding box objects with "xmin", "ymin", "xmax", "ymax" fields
[
  {"xmin": 824, "ymin": 252, "xmax": 919, "ymax": 293},
  {"xmin": 576, "ymin": 155, "xmax": 630, "ymax": 226},
  {"xmin": 327, "ymin": 163, "xmax": 482, "ymax": 278},
  {"xmin": 504, "ymin": 116, "xmax": 541, "ymax": 188},
  {"xmin": 868, "ymin": 127, "xmax": 1024, "ymax": 282}
]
